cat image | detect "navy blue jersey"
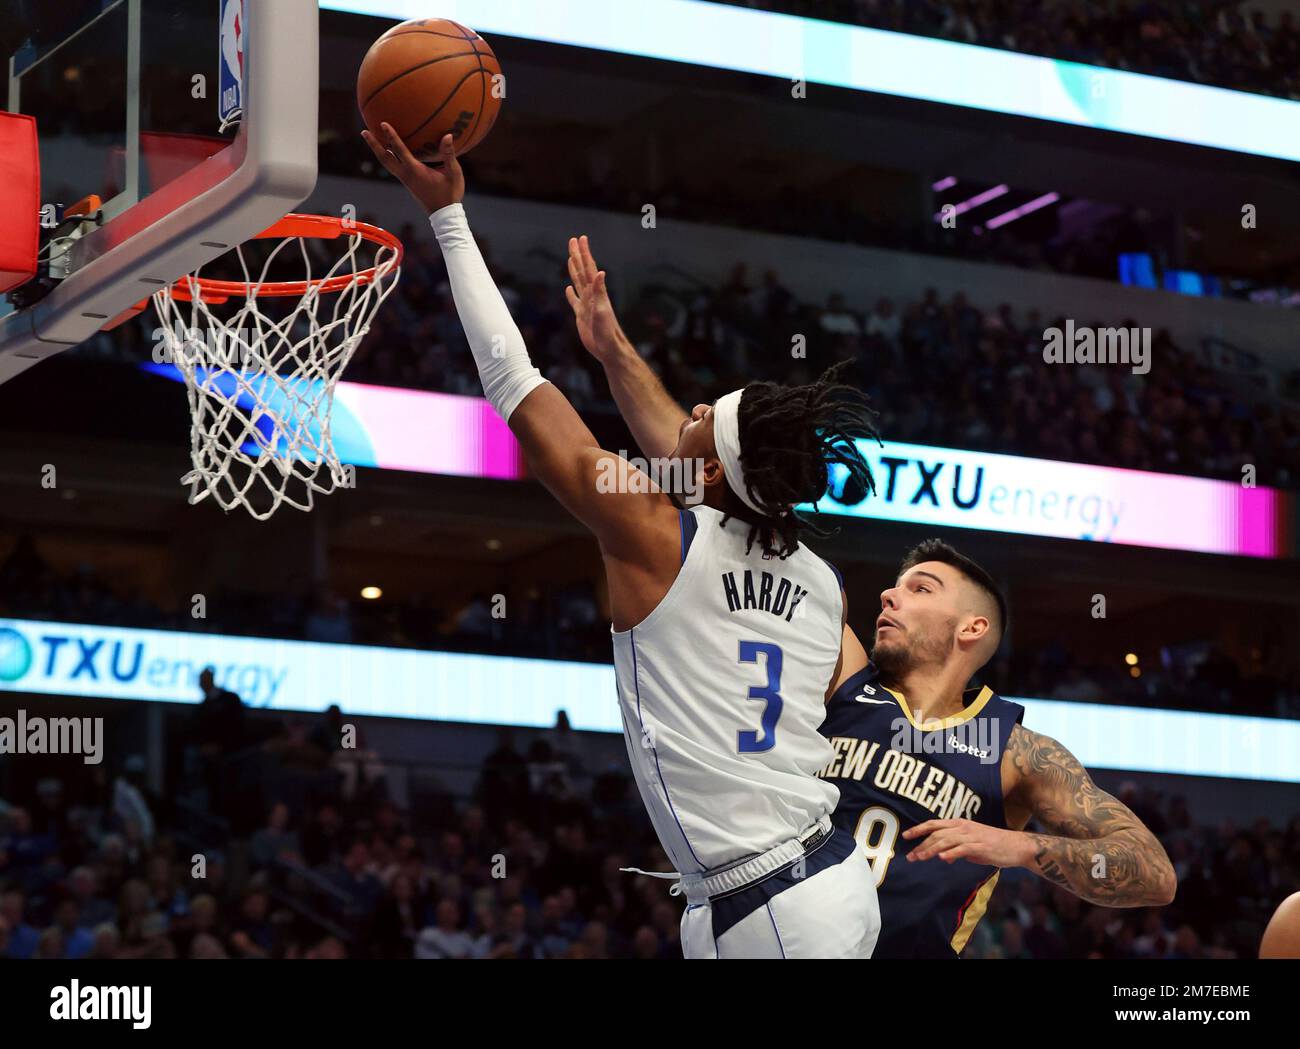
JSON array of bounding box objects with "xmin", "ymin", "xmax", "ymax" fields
[{"xmin": 819, "ymin": 661, "xmax": 1024, "ymax": 958}]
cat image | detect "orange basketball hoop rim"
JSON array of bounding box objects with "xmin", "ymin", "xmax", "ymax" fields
[
  {"xmin": 162, "ymin": 213, "xmax": 403, "ymax": 305},
  {"xmin": 146, "ymin": 211, "xmax": 405, "ymax": 520}
]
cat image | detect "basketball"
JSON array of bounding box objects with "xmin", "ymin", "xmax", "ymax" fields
[{"xmin": 357, "ymin": 18, "xmax": 502, "ymax": 161}]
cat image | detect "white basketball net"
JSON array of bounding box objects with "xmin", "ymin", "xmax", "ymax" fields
[{"xmin": 150, "ymin": 228, "xmax": 401, "ymax": 520}]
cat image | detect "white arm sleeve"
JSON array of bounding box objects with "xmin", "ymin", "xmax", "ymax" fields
[{"xmin": 429, "ymin": 202, "xmax": 547, "ymax": 421}]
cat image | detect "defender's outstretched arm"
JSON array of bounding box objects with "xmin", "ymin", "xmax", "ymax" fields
[{"xmin": 565, "ymin": 235, "xmax": 688, "ymax": 460}]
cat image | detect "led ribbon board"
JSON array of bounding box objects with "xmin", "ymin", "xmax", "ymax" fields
[
  {"xmin": 136, "ymin": 365, "xmax": 1292, "ymax": 557},
  {"xmin": 1, "ymin": 617, "xmax": 1295, "ymax": 781},
  {"xmin": 324, "ymin": 0, "xmax": 1300, "ymax": 162},
  {"xmin": 805, "ymin": 439, "xmax": 1287, "ymax": 559},
  {"xmin": 139, "ymin": 367, "xmax": 1290, "ymax": 558},
  {"xmin": 0, "ymin": 618, "xmax": 612, "ymax": 728},
  {"xmin": 141, "ymin": 367, "xmax": 527, "ymax": 481}
]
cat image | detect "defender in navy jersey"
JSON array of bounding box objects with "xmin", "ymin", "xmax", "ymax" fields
[
  {"xmin": 822, "ymin": 539, "xmax": 1177, "ymax": 958},
  {"xmin": 821, "ymin": 659, "xmax": 1023, "ymax": 957}
]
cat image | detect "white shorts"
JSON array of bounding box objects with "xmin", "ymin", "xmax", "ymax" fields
[{"xmin": 679, "ymin": 827, "xmax": 880, "ymax": 959}]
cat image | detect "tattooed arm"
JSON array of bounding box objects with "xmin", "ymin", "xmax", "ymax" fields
[{"xmin": 1001, "ymin": 724, "xmax": 1176, "ymax": 907}]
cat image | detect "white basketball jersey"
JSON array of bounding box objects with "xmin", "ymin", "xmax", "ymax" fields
[{"xmin": 612, "ymin": 505, "xmax": 843, "ymax": 875}]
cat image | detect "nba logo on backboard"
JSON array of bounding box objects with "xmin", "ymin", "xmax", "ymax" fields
[{"xmin": 219, "ymin": 0, "xmax": 245, "ymax": 124}]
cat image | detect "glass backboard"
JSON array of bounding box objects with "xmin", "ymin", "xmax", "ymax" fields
[{"xmin": 0, "ymin": 0, "xmax": 320, "ymax": 384}]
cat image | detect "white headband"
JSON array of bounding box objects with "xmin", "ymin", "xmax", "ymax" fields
[{"xmin": 712, "ymin": 389, "xmax": 768, "ymax": 517}]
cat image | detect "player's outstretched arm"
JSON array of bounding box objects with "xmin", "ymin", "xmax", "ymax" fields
[
  {"xmin": 362, "ymin": 126, "xmax": 673, "ymax": 553},
  {"xmin": 904, "ymin": 725, "xmax": 1176, "ymax": 908},
  {"xmin": 565, "ymin": 235, "xmax": 688, "ymax": 460}
]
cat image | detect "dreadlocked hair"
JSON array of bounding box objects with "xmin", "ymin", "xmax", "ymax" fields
[{"xmin": 727, "ymin": 359, "xmax": 880, "ymax": 559}]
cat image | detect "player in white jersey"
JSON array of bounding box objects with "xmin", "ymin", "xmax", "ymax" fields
[{"xmin": 364, "ymin": 125, "xmax": 881, "ymax": 958}]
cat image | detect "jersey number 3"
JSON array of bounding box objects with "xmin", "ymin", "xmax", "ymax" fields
[{"xmin": 737, "ymin": 640, "xmax": 784, "ymax": 753}]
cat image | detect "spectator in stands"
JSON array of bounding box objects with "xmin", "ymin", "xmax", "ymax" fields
[
  {"xmin": 580, "ymin": 919, "xmax": 611, "ymax": 960},
  {"xmin": 414, "ymin": 899, "xmax": 475, "ymax": 959},
  {"xmin": 864, "ymin": 295, "xmax": 901, "ymax": 342},
  {"xmin": 228, "ymin": 888, "xmax": 275, "ymax": 959},
  {"xmin": 1023, "ymin": 902, "xmax": 1066, "ymax": 958},
  {"xmin": 196, "ymin": 666, "xmax": 246, "ymax": 755},
  {"xmin": 1, "ymin": 889, "xmax": 39, "ymax": 959},
  {"xmin": 2, "ymin": 806, "xmax": 56, "ymax": 874},
  {"xmin": 184, "ymin": 894, "xmax": 221, "ymax": 951},
  {"xmin": 66, "ymin": 866, "xmax": 115, "ymax": 928},
  {"xmin": 632, "ymin": 925, "xmax": 662, "ymax": 960},
  {"xmin": 35, "ymin": 927, "xmax": 64, "ymax": 959},
  {"xmin": 750, "ymin": 269, "xmax": 795, "ymax": 323},
  {"xmin": 322, "ymin": 835, "xmax": 385, "ymax": 918},
  {"xmin": 112, "ymin": 755, "xmax": 155, "ymax": 850},
  {"xmin": 308, "ymin": 705, "xmax": 347, "ymax": 756},
  {"xmin": 31, "ymin": 777, "xmax": 70, "ymax": 843},
  {"xmin": 190, "ymin": 932, "xmax": 228, "ymax": 959},
  {"xmin": 537, "ymin": 893, "xmax": 574, "ymax": 958},
  {"xmin": 301, "ymin": 804, "xmax": 343, "ymax": 867},
  {"xmin": 373, "ymin": 872, "xmax": 423, "ymax": 958},
  {"xmin": 649, "ymin": 899, "xmax": 681, "ymax": 956},
  {"xmin": 87, "ymin": 923, "xmax": 120, "ymax": 960},
  {"xmin": 819, "ymin": 291, "xmax": 863, "ymax": 338},
  {"xmin": 251, "ymin": 801, "xmax": 300, "ymax": 866},
  {"xmin": 994, "ymin": 919, "xmax": 1032, "ymax": 959},
  {"xmin": 1133, "ymin": 908, "xmax": 1174, "ymax": 958},
  {"xmin": 51, "ymin": 898, "xmax": 94, "ymax": 959},
  {"xmin": 1170, "ymin": 924, "xmax": 1204, "ymax": 960},
  {"xmin": 495, "ymin": 901, "xmax": 541, "ymax": 959},
  {"xmin": 478, "ymin": 729, "xmax": 531, "ymax": 826}
]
